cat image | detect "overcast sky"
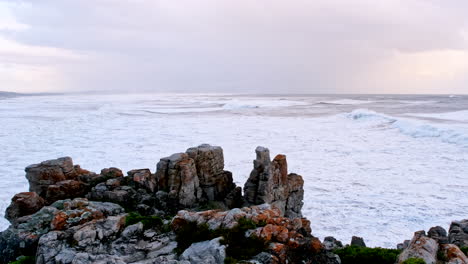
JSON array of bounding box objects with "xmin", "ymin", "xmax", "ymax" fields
[{"xmin": 1, "ymin": 0, "xmax": 468, "ymax": 94}]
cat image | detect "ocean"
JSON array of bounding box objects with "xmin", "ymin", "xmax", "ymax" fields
[{"xmin": 0, "ymin": 93, "xmax": 467, "ymax": 248}]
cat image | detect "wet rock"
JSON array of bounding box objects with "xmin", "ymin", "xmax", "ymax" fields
[
  {"xmin": 244, "ymin": 147, "xmax": 304, "ymax": 218},
  {"xmin": 350, "ymin": 236, "xmax": 366, "ymax": 247},
  {"xmin": 439, "ymin": 244, "xmax": 468, "ymax": 264},
  {"xmin": 449, "ymin": 219, "xmax": 468, "ymax": 248},
  {"xmin": 428, "ymin": 225, "xmax": 449, "ymax": 244},
  {"xmin": 180, "ymin": 237, "xmax": 226, "ymax": 264},
  {"xmin": 5, "ymin": 192, "xmax": 45, "ymax": 224},
  {"xmin": 397, "ymin": 231, "xmax": 438, "ymax": 264},
  {"xmin": 323, "ymin": 236, "xmax": 343, "ymax": 251}
]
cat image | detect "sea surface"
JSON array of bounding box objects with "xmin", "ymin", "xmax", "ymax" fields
[{"xmin": 0, "ymin": 93, "xmax": 467, "ymax": 248}]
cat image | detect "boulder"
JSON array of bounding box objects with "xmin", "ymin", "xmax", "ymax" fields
[
  {"xmin": 5, "ymin": 192, "xmax": 45, "ymax": 224},
  {"xmin": 439, "ymin": 244, "xmax": 468, "ymax": 264},
  {"xmin": 397, "ymin": 231, "xmax": 438, "ymax": 264},
  {"xmin": 45, "ymin": 179, "xmax": 87, "ymax": 204},
  {"xmin": 180, "ymin": 237, "xmax": 226, "ymax": 264},
  {"xmin": 428, "ymin": 225, "xmax": 448, "ymax": 244},
  {"xmin": 25, "ymin": 157, "xmax": 78, "ymax": 197},
  {"xmin": 397, "ymin": 240, "xmax": 410, "ymax": 250},
  {"xmin": 323, "ymin": 236, "xmax": 343, "ymax": 251},
  {"xmin": 449, "ymin": 220, "xmax": 468, "ymax": 248},
  {"xmin": 128, "ymin": 169, "xmax": 157, "ymax": 193},
  {"xmin": 244, "ymin": 147, "xmax": 304, "ymax": 218},
  {"xmin": 350, "ymin": 236, "xmax": 366, "ymax": 247}
]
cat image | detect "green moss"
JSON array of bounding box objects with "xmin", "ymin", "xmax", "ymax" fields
[
  {"xmin": 8, "ymin": 256, "xmax": 35, "ymax": 264},
  {"xmin": 461, "ymin": 247, "xmax": 468, "ymax": 256},
  {"xmin": 334, "ymin": 246, "xmax": 402, "ymax": 264},
  {"xmin": 125, "ymin": 212, "xmax": 163, "ymax": 230},
  {"xmin": 402, "ymin": 258, "xmax": 426, "ymax": 264},
  {"xmin": 174, "ymin": 217, "xmax": 268, "ymax": 262},
  {"xmin": 224, "ymin": 256, "xmax": 238, "ymax": 264}
]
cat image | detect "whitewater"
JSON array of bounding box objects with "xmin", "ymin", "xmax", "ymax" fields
[{"xmin": 0, "ymin": 93, "xmax": 467, "ymax": 248}]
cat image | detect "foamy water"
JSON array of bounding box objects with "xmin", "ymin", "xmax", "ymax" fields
[{"xmin": 0, "ymin": 93, "xmax": 467, "ymax": 248}]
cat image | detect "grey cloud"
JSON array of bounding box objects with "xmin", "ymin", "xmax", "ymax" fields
[{"xmin": 2, "ymin": 0, "xmax": 468, "ymax": 93}]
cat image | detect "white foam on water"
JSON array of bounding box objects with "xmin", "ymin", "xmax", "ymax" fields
[
  {"xmin": 0, "ymin": 95, "xmax": 467, "ymax": 248},
  {"xmin": 405, "ymin": 110, "xmax": 468, "ymax": 122},
  {"xmin": 319, "ymin": 99, "xmax": 374, "ymax": 105}
]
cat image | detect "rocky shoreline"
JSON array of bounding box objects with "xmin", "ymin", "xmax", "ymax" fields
[{"xmin": 0, "ymin": 144, "xmax": 466, "ymax": 264}]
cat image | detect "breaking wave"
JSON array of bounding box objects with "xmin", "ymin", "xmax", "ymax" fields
[{"xmin": 347, "ymin": 109, "xmax": 468, "ymax": 148}]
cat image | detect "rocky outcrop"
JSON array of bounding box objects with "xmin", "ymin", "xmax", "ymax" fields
[
  {"xmin": 155, "ymin": 152, "xmax": 203, "ymax": 209},
  {"xmin": 172, "ymin": 204, "xmax": 339, "ymax": 264},
  {"xmin": 0, "ymin": 198, "xmax": 125, "ymax": 264},
  {"xmin": 180, "ymin": 237, "xmax": 226, "ymax": 264},
  {"xmin": 5, "ymin": 192, "xmax": 45, "ymax": 224},
  {"xmin": 1, "ymin": 145, "xmax": 310, "ymax": 264},
  {"xmin": 155, "ymin": 144, "xmax": 240, "ymax": 211},
  {"xmin": 350, "ymin": 236, "xmax": 366, "ymax": 247},
  {"xmin": 25, "ymin": 157, "xmax": 77, "ymax": 197},
  {"xmin": 428, "ymin": 225, "xmax": 449, "ymax": 244},
  {"xmin": 449, "ymin": 220, "xmax": 468, "ymax": 248},
  {"xmin": 440, "ymin": 244, "xmax": 468, "ymax": 264},
  {"xmin": 397, "ymin": 231, "xmax": 438, "ymax": 264},
  {"xmin": 244, "ymin": 147, "xmax": 304, "ymax": 218}
]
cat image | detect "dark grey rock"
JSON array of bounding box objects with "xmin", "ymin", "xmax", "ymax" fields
[
  {"xmin": 449, "ymin": 219, "xmax": 468, "ymax": 248},
  {"xmin": 350, "ymin": 236, "xmax": 366, "ymax": 247}
]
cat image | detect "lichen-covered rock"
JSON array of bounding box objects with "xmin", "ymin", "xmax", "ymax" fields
[
  {"xmin": 439, "ymin": 244, "xmax": 468, "ymax": 264},
  {"xmin": 25, "ymin": 157, "xmax": 78, "ymax": 197},
  {"xmin": 0, "ymin": 206, "xmax": 58, "ymax": 263},
  {"xmin": 449, "ymin": 219, "xmax": 468, "ymax": 248},
  {"xmin": 244, "ymin": 147, "xmax": 304, "ymax": 218},
  {"xmin": 5, "ymin": 192, "xmax": 45, "ymax": 224},
  {"xmin": 128, "ymin": 169, "xmax": 157, "ymax": 193},
  {"xmin": 45, "ymin": 179, "xmax": 87, "ymax": 204},
  {"xmin": 180, "ymin": 237, "xmax": 226, "ymax": 264},
  {"xmin": 397, "ymin": 231, "xmax": 438, "ymax": 264}
]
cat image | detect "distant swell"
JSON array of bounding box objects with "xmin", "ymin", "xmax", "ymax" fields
[{"xmin": 347, "ymin": 109, "xmax": 468, "ymax": 148}]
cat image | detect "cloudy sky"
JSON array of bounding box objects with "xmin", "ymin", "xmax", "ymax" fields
[{"xmin": 1, "ymin": 0, "xmax": 468, "ymax": 94}]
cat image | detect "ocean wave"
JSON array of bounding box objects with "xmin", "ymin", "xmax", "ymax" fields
[{"xmin": 347, "ymin": 109, "xmax": 468, "ymax": 148}]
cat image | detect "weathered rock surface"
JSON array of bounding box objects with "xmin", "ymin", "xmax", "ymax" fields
[
  {"xmin": 449, "ymin": 219, "xmax": 468, "ymax": 248},
  {"xmin": 397, "ymin": 231, "xmax": 438, "ymax": 264},
  {"xmin": 155, "ymin": 152, "xmax": 203, "ymax": 209},
  {"xmin": 244, "ymin": 146, "xmax": 304, "ymax": 218},
  {"xmin": 428, "ymin": 225, "xmax": 449, "ymax": 244},
  {"xmin": 5, "ymin": 192, "xmax": 45, "ymax": 224},
  {"xmin": 180, "ymin": 237, "xmax": 226, "ymax": 264},
  {"xmin": 25, "ymin": 157, "xmax": 77, "ymax": 197},
  {"xmin": 172, "ymin": 204, "xmax": 339, "ymax": 264},
  {"xmin": 440, "ymin": 244, "xmax": 468, "ymax": 264},
  {"xmin": 0, "ymin": 145, "xmax": 320, "ymax": 264}
]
